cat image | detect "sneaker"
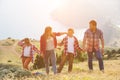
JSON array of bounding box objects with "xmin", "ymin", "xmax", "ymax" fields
[
  {"xmin": 68, "ymin": 71, "xmax": 72, "ymax": 73},
  {"xmin": 57, "ymin": 69, "xmax": 61, "ymax": 73},
  {"xmin": 101, "ymin": 70, "xmax": 104, "ymax": 73},
  {"xmin": 89, "ymin": 69, "xmax": 93, "ymax": 73},
  {"xmin": 57, "ymin": 71, "xmax": 61, "ymax": 73}
]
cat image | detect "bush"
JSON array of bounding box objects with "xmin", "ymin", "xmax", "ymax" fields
[
  {"xmin": 12, "ymin": 39, "xmax": 15, "ymax": 42},
  {"xmin": 1, "ymin": 39, "xmax": 15, "ymax": 46},
  {"xmin": 75, "ymin": 51, "xmax": 87, "ymax": 62},
  {"xmin": 0, "ymin": 64, "xmax": 32, "ymax": 79},
  {"xmin": 2, "ymin": 41, "xmax": 12, "ymax": 46},
  {"xmin": 33, "ymin": 50, "xmax": 87, "ymax": 70},
  {"xmin": 7, "ymin": 37, "xmax": 11, "ymax": 39},
  {"xmin": 56, "ymin": 54, "xmax": 62, "ymax": 64},
  {"xmin": 117, "ymin": 49, "xmax": 120, "ymax": 54},
  {"xmin": 33, "ymin": 55, "xmax": 45, "ymax": 69},
  {"xmin": 111, "ymin": 49, "xmax": 116, "ymax": 53}
]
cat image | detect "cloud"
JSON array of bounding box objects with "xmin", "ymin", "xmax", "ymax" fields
[
  {"xmin": 51, "ymin": 0, "xmax": 120, "ymax": 45},
  {"xmin": 51, "ymin": 0, "xmax": 120, "ymax": 28}
]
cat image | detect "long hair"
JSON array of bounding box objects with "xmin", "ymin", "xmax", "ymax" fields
[{"xmin": 43, "ymin": 26, "xmax": 54, "ymax": 39}]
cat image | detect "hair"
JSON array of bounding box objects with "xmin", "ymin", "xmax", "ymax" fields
[
  {"xmin": 89, "ymin": 20, "xmax": 97, "ymax": 26},
  {"xmin": 44, "ymin": 26, "xmax": 52, "ymax": 34},
  {"xmin": 43, "ymin": 26, "xmax": 54, "ymax": 39},
  {"xmin": 24, "ymin": 38, "xmax": 30, "ymax": 45},
  {"xmin": 68, "ymin": 28, "xmax": 74, "ymax": 33}
]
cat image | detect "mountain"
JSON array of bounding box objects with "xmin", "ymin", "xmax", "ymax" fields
[{"xmin": 100, "ymin": 21, "xmax": 120, "ymax": 47}]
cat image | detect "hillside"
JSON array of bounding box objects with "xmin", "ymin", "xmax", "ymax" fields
[
  {"xmin": 0, "ymin": 38, "xmax": 120, "ymax": 80},
  {"xmin": 0, "ymin": 39, "xmax": 21, "ymax": 63},
  {"xmin": 0, "ymin": 38, "xmax": 39, "ymax": 64}
]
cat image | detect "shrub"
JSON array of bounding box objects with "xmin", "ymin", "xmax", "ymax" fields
[
  {"xmin": 33, "ymin": 55, "xmax": 45, "ymax": 69},
  {"xmin": 111, "ymin": 49, "xmax": 116, "ymax": 53},
  {"xmin": 75, "ymin": 51, "xmax": 87, "ymax": 62},
  {"xmin": 0, "ymin": 64, "xmax": 32, "ymax": 79},
  {"xmin": 7, "ymin": 37, "xmax": 11, "ymax": 39},
  {"xmin": 117, "ymin": 49, "xmax": 120, "ymax": 54}
]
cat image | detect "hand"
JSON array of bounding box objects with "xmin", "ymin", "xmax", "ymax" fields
[
  {"xmin": 83, "ymin": 48, "xmax": 86, "ymax": 52},
  {"xmin": 57, "ymin": 43, "xmax": 62, "ymax": 46},
  {"xmin": 21, "ymin": 39, "xmax": 25, "ymax": 42},
  {"xmin": 74, "ymin": 54, "xmax": 77, "ymax": 58},
  {"xmin": 40, "ymin": 52, "xmax": 44, "ymax": 58},
  {"xmin": 57, "ymin": 47, "xmax": 61, "ymax": 50},
  {"xmin": 81, "ymin": 50, "xmax": 85, "ymax": 53},
  {"xmin": 37, "ymin": 52, "xmax": 41, "ymax": 57},
  {"xmin": 101, "ymin": 48, "xmax": 104, "ymax": 56}
]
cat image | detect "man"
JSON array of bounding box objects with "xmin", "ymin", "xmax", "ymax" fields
[
  {"xmin": 83, "ymin": 20, "xmax": 104, "ymax": 72},
  {"xmin": 57, "ymin": 28, "xmax": 82, "ymax": 73}
]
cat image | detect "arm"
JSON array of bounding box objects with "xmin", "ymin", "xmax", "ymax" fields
[
  {"xmin": 101, "ymin": 40, "xmax": 104, "ymax": 49},
  {"xmin": 101, "ymin": 39, "xmax": 104, "ymax": 55},
  {"xmin": 75, "ymin": 37, "xmax": 82, "ymax": 51},
  {"xmin": 58, "ymin": 38, "xmax": 64, "ymax": 46},
  {"xmin": 100, "ymin": 31, "xmax": 104, "ymax": 55},
  {"xmin": 40, "ymin": 36, "xmax": 44, "ymax": 53},
  {"xmin": 83, "ymin": 32, "xmax": 87, "ymax": 51},
  {"xmin": 53, "ymin": 32, "xmax": 67, "ymax": 36},
  {"xmin": 32, "ymin": 45, "xmax": 40, "ymax": 54},
  {"xmin": 18, "ymin": 39, "xmax": 24, "ymax": 47}
]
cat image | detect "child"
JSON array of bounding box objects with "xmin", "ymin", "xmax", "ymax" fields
[{"xmin": 18, "ymin": 38, "xmax": 40, "ymax": 70}]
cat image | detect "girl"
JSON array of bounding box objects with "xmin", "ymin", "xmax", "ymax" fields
[
  {"xmin": 40, "ymin": 26, "xmax": 66, "ymax": 74},
  {"xmin": 18, "ymin": 38, "xmax": 40, "ymax": 70}
]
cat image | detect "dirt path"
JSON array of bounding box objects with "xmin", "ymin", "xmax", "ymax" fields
[{"xmin": 0, "ymin": 41, "xmax": 20, "ymax": 63}]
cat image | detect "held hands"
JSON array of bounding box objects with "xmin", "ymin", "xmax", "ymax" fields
[
  {"xmin": 82, "ymin": 48, "xmax": 87, "ymax": 53},
  {"xmin": 57, "ymin": 43, "xmax": 63, "ymax": 46},
  {"xmin": 40, "ymin": 51, "xmax": 44, "ymax": 58}
]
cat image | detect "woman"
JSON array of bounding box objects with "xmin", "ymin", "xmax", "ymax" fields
[
  {"xmin": 18, "ymin": 38, "xmax": 40, "ymax": 70},
  {"xmin": 40, "ymin": 26, "xmax": 66, "ymax": 74}
]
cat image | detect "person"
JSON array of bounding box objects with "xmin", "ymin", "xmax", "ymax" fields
[
  {"xmin": 83, "ymin": 20, "xmax": 104, "ymax": 72},
  {"xmin": 18, "ymin": 38, "xmax": 40, "ymax": 70},
  {"xmin": 57, "ymin": 28, "xmax": 82, "ymax": 73},
  {"xmin": 40, "ymin": 26, "xmax": 67, "ymax": 75}
]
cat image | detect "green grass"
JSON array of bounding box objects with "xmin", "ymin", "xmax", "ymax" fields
[{"xmin": 0, "ymin": 39, "xmax": 120, "ymax": 80}]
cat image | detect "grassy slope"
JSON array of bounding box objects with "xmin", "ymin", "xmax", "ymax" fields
[
  {"xmin": 30, "ymin": 60, "xmax": 120, "ymax": 80},
  {"xmin": 0, "ymin": 39, "xmax": 120, "ymax": 80},
  {"xmin": 0, "ymin": 39, "xmax": 21, "ymax": 64}
]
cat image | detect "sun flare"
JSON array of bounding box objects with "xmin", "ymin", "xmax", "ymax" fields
[{"xmin": 48, "ymin": 0, "xmax": 67, "ymax": 9}]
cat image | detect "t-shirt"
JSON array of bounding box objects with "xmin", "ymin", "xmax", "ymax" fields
[
  {"xmin": 23, "ymin": 46, "xmax": 31, "ymax": 57},
  {"xmin": 67, "ymin": 36, "xmax": 74, "ymax": 53},
  {"xmin": 46, "ymin": 37, "xmax": 54, "ymax": 50}
]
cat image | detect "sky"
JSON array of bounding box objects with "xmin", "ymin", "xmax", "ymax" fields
[{"xmin": 0, "ymin": 0, "xmax": 120, "ymax": 40}]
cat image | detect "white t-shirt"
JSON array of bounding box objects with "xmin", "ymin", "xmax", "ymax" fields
[
  {"xmin": 46, "ymin": 37, "xmax": 54, "ymax": 50},
  {"xmin": 23, "ymin": 46, "xmax": 31, "ymax": 57},
  {"xmin": 67, "ymin": 36, "xmax": 75, "ymax": 53}
]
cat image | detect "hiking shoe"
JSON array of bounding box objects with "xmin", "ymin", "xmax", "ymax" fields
[
  {"xmin": 88, "ymin": 69, "xmax": 93, "ymax": 73},
  {"xmin": 100, "ymin": 70, "xmax": 104, "ymax": 73}
]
